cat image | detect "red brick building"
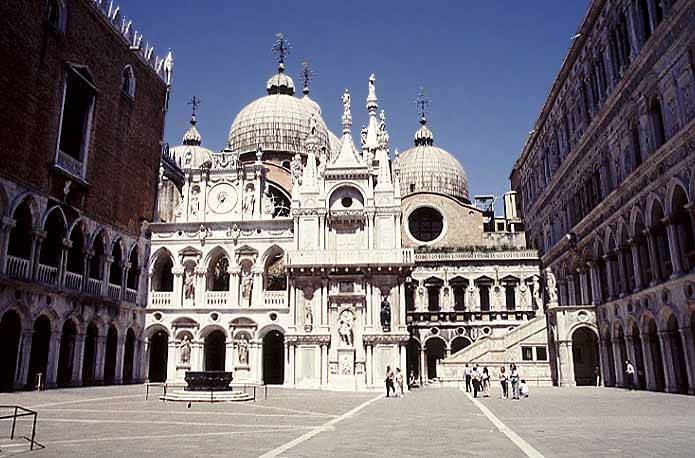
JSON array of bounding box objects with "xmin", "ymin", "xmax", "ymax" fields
[{"xmin": 0, "ymin": 0, "xmax": 171, "ymax": 390}]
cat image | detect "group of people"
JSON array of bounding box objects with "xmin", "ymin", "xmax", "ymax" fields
[
  {"xmin": 463, "ymin": 363, "xmax": 528, "ymax": 400},
  {"xmin": 385, "ymin": 366, "xmax": 405, "ymax": 397}
]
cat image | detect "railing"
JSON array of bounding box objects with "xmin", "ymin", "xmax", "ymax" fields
[
  {"xmin": 56, "ymin": 150, "xmax": 83, "ymax": 177},
  {"xmin": 264, "ymin": 290, "xmax": 287, "ymax": 307},
  {"xmin": 86, "ymin": 277, "xmax": 102, "ymax": 295},
  {"xmin": 64, "ymin": 271, "xmax": 83, "ymax": 291},
  {"xmin": 0, "ymin": 405, "xmax": 43, "ymax": 451},
  {"xmin": 286, "ymin": 248, "xmax": 415, "ymax": 267},
  {"xmin": 206, "ymin": 291, "xmax": 228, "ymax": 307},
  {"xmin": 107, "ymin": 284, "xmax": 121, "ymax": 301},
  {"xmin": 6, "ymin": 255, "xmax": 31, "ymax": 280},
  {"xmin": 125, "ymin": 288, "xmax": 137, "ymax": 303},
  {"xmin": 150, "ymin": 291, "xmax": 174, "ymax": 307},
  {"xmin": 37, "ymin": 264, "xmax": 58, "ymax": 285}
]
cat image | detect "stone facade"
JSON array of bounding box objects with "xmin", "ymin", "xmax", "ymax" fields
[
  {"xmin": 512, "ymin": 0, "xmax": 695, "ymax": 393},
  {"xmin": 0, "ymin": 0, "xmax": 170, "ymax": 390}
]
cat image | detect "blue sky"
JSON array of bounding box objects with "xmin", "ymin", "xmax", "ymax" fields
[{"xmin": 124, "ymin": 0, "xmax": 589, "ymax": 204}]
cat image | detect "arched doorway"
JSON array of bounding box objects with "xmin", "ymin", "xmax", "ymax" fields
[
  {"xmin": 601, "ymin": 327, "xmax": 616, "ymax": 386},
  {"xmin": 425, "ymin": 337, "xmax": 446, "ymax": 380},
  {"xmin": 82, "ymin": 323, "xmax": 98, "ymax": 385},
  {"xmin": 615, "ymin": 324, "xmax": 628, "ymax": 386},
  {"xmin": 262, "ymin": 330, "xmax": 284, "ymax": 384},
  {"xmin": 122, "ymin": 328, "xmax": 136, "ymax": 383},
  {"xmin": 27, "ymin": 316, "xmax": 51, "ymax": 389},
  {"xmin": 572, "ymin": 327, "xmax": 599, "ymax": 386},
  {"xmin": 451, "ymin": 337, "xmax": 472, "ymax": 354},
  {"xmin": 148, "ymin": 329, "xmax": 168, "ymax": 382},
  {"xmin": 104, "ymin": 326, "xmax": 118, "ymax": 384},
  {"xmin": 406, "ymin": 338, "xmax": 421, "ymax": 382},
  {"xmin": 629, "ymin": 323, "xmax": 646, "ymax": 389},
  {"xmin": 204, "ymin": 330, "xmax": 226, "ymax": 371},
  {"xmin": 57, "ymin": 319, "xmax": 77, "ymax": 386},
  {"xmin": 0, "ymin": 311, "xmax": 22, "ymax": 390},
  {"xmin": 666, "ymin": 315, "xmax": 689, "ymax": 394},
  {"xmin": 644, "ymin": 318, "xmax": 665, "ymax": 391}
]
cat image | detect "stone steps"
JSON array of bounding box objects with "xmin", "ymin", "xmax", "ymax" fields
[{"xmin": 160, "ymin": 390, "xmax": 254, "ymax": 403}]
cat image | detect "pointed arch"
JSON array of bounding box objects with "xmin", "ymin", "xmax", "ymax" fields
[
  {"xmin": 9, "ymin": 193, "xmax": 41, "ymax": 229},
  {"xmin": 665, "ymin": 177, "xmax": 690, "ymax": 216},
  {"xmin": 149, "ymin": 247, "xmax": 175, "ymax": 292},
  {"xmin": 645, "ymin": 193, "xmax": 665, "ymax": 228}
]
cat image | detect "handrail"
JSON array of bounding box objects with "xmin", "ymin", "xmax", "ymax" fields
[{"xmin": 0, "ymin": 404, "xmax": 43, "ymax": 451}]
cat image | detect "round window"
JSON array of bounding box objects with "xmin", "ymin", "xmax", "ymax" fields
[
  {"xmin": 408, "ymin": 207, "xmax": 444, "ymax": 242},
  {"xmin": 341, "ymin": 197, "xmax": 353, "ymax": 208}
]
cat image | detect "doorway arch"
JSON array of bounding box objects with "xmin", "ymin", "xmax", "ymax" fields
[
  {"xmin": 82, "ymin": 322, "xmax": 99, "ymax": 385},
  {"xmin": 406, "ymin": 338, "xmax": 421, "ymax": 382},
  {"xmin": 665, "ymin": 314, "xmax": 689, "ymax": 393},
  {"xmin": 0, "ymin": 311, "xmax": 22, "ymax": 390},
  {"xmin": 262, "ymin": 330, "xmax": 284, "ymax": 384},
  {"xmin": 204, "ymin": 330, "xmax": 226, "ymax": 371},
  {"xmin": 28, "ymin": 316, "xmax": 52, "ymax": 388},
  {"xmin": 644, "ymin": 317, "xmax": 665, "ymax": 391},
  {"xmin": 572, "ymin": 327, "xmax": 599, "ymax": 386},
  {"xmin": 57, "ymin": 319, "xmax": 77, "ymax": 386},
  {"xmin": 425, "ymin": 337, "xmax": 446, "ymax": 380},
  {"xmin": 104, "ymin": 326, "xmax": 118, "ymax": 384},
  {"xmin": 451, "ymin": 336, "xmax": 472, "ymax": 354},
  {"xmin": 122, "ymin": 328, "xmax": 136, "ymax": 383},
  {"xmin": 148, "ymin": 329, "xmax": 168, "ymax": 382}
]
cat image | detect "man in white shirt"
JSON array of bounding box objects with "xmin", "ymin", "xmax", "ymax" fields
[
  {"xmin": 463, "ymin": 364, "xmax": 472, "ymax": 393},
  {"xmin": 625, "ymin": 360, "xmax": 635, "ymax": 391}
]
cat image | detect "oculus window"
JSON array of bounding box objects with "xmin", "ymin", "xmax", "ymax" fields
[{"xmin": 408, "ymin": 207, "xmax": 443, "ymax": 242}]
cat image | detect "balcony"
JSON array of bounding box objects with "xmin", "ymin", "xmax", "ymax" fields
[
  {"xmin": 6, "ymin": 256, "xmax": 31, "ymax": 280},
  {"xmin": 107, "ymin": 284, "xmax": 121, "ymax": 301},
  {"xmin": 286, "ymin": 248, "xmax": 414, "ymax": 268},
  {"xmin": 37, "ymin": 264, "xmax": 58, "ymax": 286},
  {"xmin": 86, "ymin": 278, "xmax": 102, "ymax": 296},
  {"xmin": 56, "ymin": 151, "xmax": 84, "ymax": 178},
  {"xmin": 64, "ymin": 271, "xmax": 83, "ymax": 291},
  {"xmin": 264, "ymin": 290, "xmax": 286, "ymax": 307},
  {"xmin": 406, "ymin": 310, "xmax": 537, "ymax": 324},
  {"xmin": 206, "ymin": 291, "xmax": 228, "ymax": 307},
  {"xmin": 150, "ymin": 291, "xmax": 174, "ymax": 307},
  {"xmin": 125, "ymin": 288, "xmax": 137, "ymax": 303}
]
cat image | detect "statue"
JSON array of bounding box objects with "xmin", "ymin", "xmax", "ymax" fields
[
  {"xmin": 242, "ymin": 184, "xmax": 255, "ymax": 215},
  {"xmin": 318, "ymin": 148, "xmax": 327, "ymax": 176},
  {"xmin": 380, "ymin": 297, "xmax": 391, "ymax": 331},
  {"xmin": 290, "ymin": 154, "xmax": 302, "ymax": 183},
  {"xmin": 226, "ymin": 224, "xmax": 241, "ymax": 243},
  {"xmin": 342, "ymin": 89, "xmax": 351, "ymax": 116},
  {"xmin": 532, "ymin": 276, "xmax": 542, "ymax": 311},
  {"xmin": 241, "ymin": 271, "xmax": 253, "ymax": 303},
  {"xmin": 360, "ymin": 125, "xmax": 367, "ymax": 149},
  {"xmin": 545, "ymin": 267, "xmax": 558, "ymax": 306},
  {"xmin": 237, "ymin": 337, "xmax": 249, "ymax": 365},
  {"xmin": 519, "ymin": 283, "xmax": 528, "ymax": 307},
  {"xmin": 184, "ymin": 268, "xmax": 195, "ymax": 300},
  {"xmin": 368, "ymin": 73, "xmax": 376, "ymax": 99},
  {"xmin": 198, "ymin": 225, "xmax": 211, "ymax": 244},
  {"xmin": 308, "ymin": 112, "xmax": 318, "ymax": 137},
  {"xmin": 189, "ymin": 195, "xmax": 199, "ymax": 216},
  {"xmin": 304, "ymin": 303, "xmax": 313, "ymax": 332},
  {"xmin": 338, "ymin": 310, "xmax": 354, "ymax": 347},
  {"xmin": 178, "ymin": 335, "xmax": 191, "ymax": 364}
]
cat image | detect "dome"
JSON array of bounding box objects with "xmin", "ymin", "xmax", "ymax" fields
[
  {"xmin": 228, "ymin": 65, "xmax": 333, "ymax": 156},
  {"xmin": 170, "ymin": 115, "xmax": 214, "ymax": 170},
  {"xmin": 398, "ymin": 118, "xmax": 469, "ymax": 202}
]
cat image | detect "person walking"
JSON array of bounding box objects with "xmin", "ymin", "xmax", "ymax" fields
[
  {"xmin": 499, "ymin": 366, "xmax": 508, "ymax": 399},
  {"xmin": 395, "ymin": 368, "xmax": 404, "ymax": 397},
  {"xmin": 594, "ymin": 366, "xmax": 601, "ymax": 387},
  {"xmin": 464, "ymin": 364, "xmax": 472, "ymax": 392},
  {"xmin": 625, "ymin": 360, "xmax": 635, "ymax": 391},
  {"xmin": 510, "ymin": 363, "xmax": 520, "ymax": 400},
  {"xmin": 482, "ymin": 367, "xmax": 490, "ymax": 397},
  {"xmin": 385, "ymin": 366, "xmax": 394, "ymax": 397},
  {"xmin": 471, "ymin": 365, "xmax": 480, "ymax": 398}
]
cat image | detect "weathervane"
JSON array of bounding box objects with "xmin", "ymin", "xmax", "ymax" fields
[
  {"xmin": 299, "ymin": 61, "xmax": 315, "ymax": 93},
  {"xmin": 415, "ymin": 86, "xmax": 431, "ymax": 120},
  {"xmin": 188, "ymin": 95, "xmax": 201, "ymax": 117},
  {"xmin": 271, "ymin": 33, "xmax": 291, "ymax": 64}
]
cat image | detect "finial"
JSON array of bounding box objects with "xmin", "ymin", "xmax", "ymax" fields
[
  {"xmin": 299, "ymin": 61, "xmax": 315, "ymax": 95},
  {"xmin": 272, "ymin": 33, "xmax": 291, "ymax": 71},
  {"xmin": 188, "ymin": 96, "xmax": 201, "ymax": 123},
  {"xmin": 341, "ymin": 89, "xmax": 352, "ymax": 134},
  {"xmin": 415, "ymin": 86, "xmax": 430, "ymax": 125}
]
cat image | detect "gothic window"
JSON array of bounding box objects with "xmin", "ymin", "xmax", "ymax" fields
[
  {"xmin": 8, "ymin": 199, "xmax": 34, "ymax": 260},
  {"xmin": 267, "ymin": 184, "xmax": 290, "ymax": 217},
  {"xmin": 650, "ymin": 97, "xmax": 666, "ymax": 151},
  {"xmin": 109, "ymin": 240, "xmax": 123, "ymax": 286},
  {"xmin": 631, "ymin": 123, "xmax": 643, "ymax": 167},
  {"xmin": 127, "ymin": 247, "xmax": 140, "ymax": 290},
  {"xmin": 151, "ymin": 252, "xmax": 174, "ymax": 292},
  {"xmin": 57, "ymin": 66, "xmax": 96, "ymax": 177},
  {"xmin": 637, "ymin": 0, "xmax": 652, "ymax": 42},
  {"xmin": 264, "ymin": 252, "xmax": 286, "ymax": 291},
  {"xmin": 66, "ymin": 224, "xmax": 85, "ymax": 274},
  {"xmin": 408, "ymin": 207, "xmax": 444, "ymax": 243},
  {"xmin": 121, "ymin": 65, "xmax": 135, "ymax": 98},
  {"xmin": 39, "ymin": 208, "xmax": 66, "ymax": 269},
  {"xmin": 89, "ymin": 232, "xmax": 106, "ymax": 280},
  {"xmin": 46, "ymin": 0, "xmax": 65, "ymax": 32},
  {"xmin": 672, "ymin": 186, "xmax": 695, "ymax": 272},
  {"xmin": 211, "ymin": 256, "xmax": 230, "ymax": 291}
]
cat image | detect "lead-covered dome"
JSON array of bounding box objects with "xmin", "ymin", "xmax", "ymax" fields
[
  {"xmin": 228, "ymin": 63, "xmax": 333, "ymax": 156},
  {"xmin": 398, "ymin": 116, "xmax": 469, "ymax": 202},
  {"xmin": 170, "ymin": 115, "xmax": 214, "ymax": 169}
]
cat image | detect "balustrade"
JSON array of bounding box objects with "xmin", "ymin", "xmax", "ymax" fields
[
  {"xmin": 150, "ymin": 291, "xmax": 173, "ymax": 307},
  {"xmin": 37, "ymin": 264, "xmax": 58, "ymax": 285},
  {"xmin": 264, "ymin": 290, "xmax": 287, "ymax": 307},
  {"xmin": 124, "ymin": 288, "xmax": 137, "ymax": 303},
  {"xmin": 64, "ymin": 271, "xmax": 83, "ymax": 291},
  {"xmin": 107, "ymin": 284, "xmax": 121, "ymax": 301},
  {"xmin": 6, "ymin": 255, "xmax": 31, "ymax": 280},
  {"xmin": 206, "ymin": 291, "xmax": 228, "ymax": 307},
  {"xmin": 86, "ymin": 278, "xmax": 102, "ymax": 296}
]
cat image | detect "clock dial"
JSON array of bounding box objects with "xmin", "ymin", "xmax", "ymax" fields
[{"xmin": 209, "ymin": 183, "xmax": 237, "ymax": 214}]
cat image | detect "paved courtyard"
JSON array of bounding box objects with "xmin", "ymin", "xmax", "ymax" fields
[{"xmin": 0, "ymin": 385, "xmax": 694, "ymax": 457}]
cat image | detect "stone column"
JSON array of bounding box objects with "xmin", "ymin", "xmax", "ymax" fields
[
  {"xmin": 567, "ymin": 276, "xmax": 576, "ymax": 305},
  {"xmin": 0, "ymin": 217, "xmax": 15, "ymax": 274},
  {"xmin": 578, "ymin": 269, "xmax": 589, "ymax": 305},
  {"xmin": 628, "ymin": 239, "xmax": 643, "ymax": 291},
  {"xmin": 225, "ymin": 338, "xmax": 235, "ymax": 374},
  {"xmin": 94, "ymin": 335, "xmax": 106, "ymax": 385},
  {"xmin": 321, "ymin": 344, "xmax": 328, "ymax": 386},
  {"xmin": 616, "ymin": 249, "xmax": 628, "ymax": 297},
  {"xmin": 663, "ymin": 218, "xmax": 683, "ymax": 278},
  {"xmin": 71, "ymin": 332, "xmax": 86, "ymax": 386},
  {"xmin": 625, "ymin": 335, "xmax": 637, "ymax": 386},
  {"xmin": 195, "ymin": 267, "xmax": 207, "ymax": 307},
  {"xmin": 639, "ymin": 334, "xmax": 657, "ymax": 390},
  {"xmin": 626, "ymin": 1, "xmax": 641, "ymax": 57},
  {"xmin": 15, "ymin": 328, "xmax": 33, "ymax": 388},
  {"xmin": 611, "ymin": 339, "xmax": 624, "ymax": 387},
  {"xmin": 678, "ymin": 327, "xmax": 695, "ymax": 395},
  {"xmin": 644, "ymin": 229, "xmax": 660, "ymax": 286},
  {"xmin": 251, "ymin": 268, "xmax": 263, "ymax": 308},
  {"xmin": 58, "ymin": 238, "xmax": 71, "ymax": 288},
  {"xmin": 283, "ymin": 343, "xmax": 291, "ymax": 384},
  {"xmin": 599, "ymin": 339, "xmax": 614, "ymax": 386},
  {"xmin": 114, "ymin": 335, "xmax": 126, "ymax": 384},
  {"xmin": 321, "ymin": 278, "xmax": 328, "ymax": 327},
  {"xmin": 82, "ymin": 252, "xmax": 93, "ymax": 293},
  {"xmin": 420, "ymin": 349, "xmax": 427, "ymax": 384},
  {"xmin": 102, "ymin": 255, "xmax": 114, "ymax": 296},
  {"xmin": 31, "ymin": 231, "xmax": 46, "ymax": 281},
  {"xmin": 167, "ymin": 340, "xmax": 177, "ymax": 381},
  {"xmin": 288, "ymin": 344, "xmax": 296, "ymax": 386},
  {"xmin": 588, "ymin": 263, "xmax": 601, "ymax": 305},
  {"xmin": 45, "ymin": 330, "xmax": 62, "ymax": 388},
  {"xmin": 558, "ymin": 340, "xmax": 575, "ymax": 386},
  {"xmin": 658, "ymin": 332, "xmax": 678, "ymax": 393},
  {"xmin": 172, "ymin": 267, "xmax": 184, "ymax": 306},
  {"xmin": 400, "ymin": 344, "xmax": 407, "ymax": 384},
  {"xmin": 120, "ymin": 262, "xmax": 130, "ymax": 300},
  {"xmin": 603, "ymin": 255, "xmax": 615, "ymax": 301},
  {"xmin": 229, "ymin": 267, "xmax": 240, "ymax": 306}
]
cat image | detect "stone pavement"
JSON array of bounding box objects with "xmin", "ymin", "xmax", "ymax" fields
[{"xmin": 0, "ymin": 384, "xmax": 694, "ymax": 457}]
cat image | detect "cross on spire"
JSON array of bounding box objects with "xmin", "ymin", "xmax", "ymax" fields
[
  {"xmin": 188, "ymin": 96, "xmax": 201, "ymax": 117},
  {"xmin": 415, "ymin": 86, "xmax": 431, "ymax": 121},
  {"xmin": 272, "ymin": 33, "xmax": 291, "ymax": 64},
  {"xmin": 299, "ymin": 61, "xmax": 315, "ymax": 94}
]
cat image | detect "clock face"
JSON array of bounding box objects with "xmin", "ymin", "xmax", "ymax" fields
[{"xmin": 209, "ymin": 183, "xmax": 237, "ymax": 214}]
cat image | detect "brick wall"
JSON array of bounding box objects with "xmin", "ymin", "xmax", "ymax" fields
[{"xmin": 0, "ymin": 0, "xmax": 167, "ymax": 236}]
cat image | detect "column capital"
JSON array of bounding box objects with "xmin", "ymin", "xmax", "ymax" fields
[{"xmin": 32, "ymin": 230, "xmax": 47, "ymax": 241}]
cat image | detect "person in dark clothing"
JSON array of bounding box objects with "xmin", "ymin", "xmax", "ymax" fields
[
  {"xmin": 385, "ymin": 366, "xmax": 395, "ymax": 397},
  {"xmin": 464, "ymin": 364, "xmax": 472, "ymax": 392},
  {"xmin": 472, "ymin": 365, "xmax": 480, "ymax": 398}
]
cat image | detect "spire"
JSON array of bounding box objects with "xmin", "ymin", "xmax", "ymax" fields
[
  {"xmin": 375, "ymin": 110, "xmax": 392, "ymax": 190},
  {"xmin": 182, "ymin": 96, "xmax": 202, "ymax": 146},
  {"xmin": 332, "ymin": 89, "xmax": 364, "ymax": 167},
  {"xmin": 365, "ymin": 73, "xmax": 379, "ymax": 151},
  {"xmin": 267, "ymin": 33, "xmax": 295, "ymax": 95},
  {"xmin": 414, "ymin": 87, "xmax": 433, "ymax": 146},
  {"xmin": 299, "ymin": 61, "xmax": 315, "ymax": 96},
  {"xmin": 341, "ymin": 89, "xmax": 352, "ymax": 134},
  {"xmin": 301, "ymin": 113, "xmax": 319, "ymax": 190}
]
